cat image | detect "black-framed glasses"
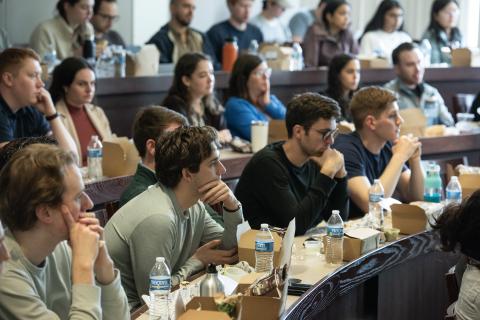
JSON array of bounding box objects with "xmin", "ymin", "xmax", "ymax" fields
[{"xmin": 97, "ymin": 13, "xmax": 119, "ymax": 22}]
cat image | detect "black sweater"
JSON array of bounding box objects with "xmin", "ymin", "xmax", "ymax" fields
[{"xmin": 235, "ymin": 141, "xmax": 349, "ymax": 236}]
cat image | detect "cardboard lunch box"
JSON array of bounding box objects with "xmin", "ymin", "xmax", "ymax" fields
[
  {"xmin": 322, "ymin": 227, "xmax": 381, "ymax": 262},
  {"xmin": 391, "ymin": 201, "xmax": 444, "ymax": 235},
  {"xmin": 102, "ymin": 137, "xmax": 140, "ymax": 177},
  {"xmin": 179, "ymin": 276, "xmax": 286, "ymax": 320},
  {"xmin": 451, "ymin": 48, "xmax": 480, "ymax": 67},
  {"xmin": 236, "ymin": 219, "xmax": 295, "ymax": 269},
  {"xmin": 359, "ymin": 57, "xmax": 390, "ymax": 69},
  {"xmin": 458, "ymin": 173, "xmax": 480, "ymax": 199}
]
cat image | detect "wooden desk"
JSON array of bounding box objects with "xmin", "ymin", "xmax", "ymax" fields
[
  {"xmin": 283, "ymin": 231, "xmax": 459, "ymax": 320},
  {"xmin": 96, "ymin": 67, "xmax": 480, "ymax": 137}
]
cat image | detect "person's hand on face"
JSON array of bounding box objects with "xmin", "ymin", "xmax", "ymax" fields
[
  {"xmin": 311, "ymin": 147, "xmax": 345, "ymax": 179},
  {"xmin": 198, "ymin": 179, "xmax": 237, "ymax": 210},
  {"xmin": 61, "ymin": 205, "xmax": 99, "ymax": 269},
  {"xmin": 33, "ymin": 88, "xmax": 56, "ymax": 116}
]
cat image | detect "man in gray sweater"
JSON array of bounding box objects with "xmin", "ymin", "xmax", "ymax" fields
[
  {"xmin": 105, "ymin": 126, "xmax": 243, "ymax": 309},
  {"xmin": 0, "ymin": 144, "xmax": 129, "ymax": 320}
]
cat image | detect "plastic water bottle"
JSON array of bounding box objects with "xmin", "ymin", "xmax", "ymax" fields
[
  {"xmin": 43, "ymin": 44, "xmax": 58, "ymax": 74},
  {"xmin": 290, "ymin": 42, "xmax": 304, "ymax": 71},
  {"xmin": 424, "ymin": 162, "xmax": 443, "ymax": 203},
  {"xmin": 368, "ymin": 179, "xmax": 385, "ymax": 228},
  {"xmin": 248, "ymin": 39, "xmax": 259, "ymax": 55},
  {"xmin": 446, "ymin": 176, "xmax": 462, "ymax": 205},
  {"xmin": 149, "ymin": 257, "xmax": 171, "ymax": 320},
  {"xmin": 325, "ymin": 210, "xmax": 344, "ymax": 264},
  {"xmin": 87, "ymin": 135, "xmax": 103, "ymax": 180},
  {"xmin": 83, "ymin": 33, "xmax": 96, "ymax": 66},
  {"xmin": 255, "ymin": 223, "xmax": 274, "ymax": 273}
]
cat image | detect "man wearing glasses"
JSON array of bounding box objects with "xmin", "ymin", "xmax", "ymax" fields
[
  {"xmin": 91, "ymin": 0, "xmax": 125, "ymax": 47},
  {"xmin": 334, "ymin": 86, "xmax": 424, "ymax": 218},
  {"xmin": 235, "ymin": 92, "xmax": 349, "ymax": 236}
]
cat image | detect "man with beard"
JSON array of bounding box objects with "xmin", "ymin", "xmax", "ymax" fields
[
  {"xmin": 147, "ymin": 0, "xmax": 218, "ymax": 68},
  {"xmin": 334, "ymin": 86, "xmax": 424, "ymax": 218},
  {"xmin": 384, "ymin": 42, "xmax": 454, "ymax": 126},
  {"xmin": 235, "ymin": 92, "xmax": 348, "ymax": 236},
  {"xmin": 90, "ymin": 0, "xmax": 125, "ymax": 47}
]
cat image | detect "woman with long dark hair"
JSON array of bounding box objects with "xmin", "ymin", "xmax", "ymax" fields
[
  {"xmin": 359, "ymin": 0, "xmax": 411, "ymax": 63},
  {"xmin": 30, "ymin": 0, "xmax": 95, "ymax": 59},
  {"xmin": 49, "ymin": 57, "xmax": 112, "ymax": 165},
  {"xmin": 323, "ymin": 53, "xmax": 360, "ymax": 122},
  {"xmin": 422, "ymin": 0, "xmax": 462, "ymax": 65},
  {"xmin": 225, "ymin": 53, "xmax": 286, "ymax": 141},
  {"xmin": 303, "ymin": 0, "xmax": 358, "ymax": 67},
  {"xmin": 162, "ymin": 52, "xmax": 231, "ymax": 143},
  {"xmin": 432, "ymin": 190, "xmax": 480, "ymax": 319}
]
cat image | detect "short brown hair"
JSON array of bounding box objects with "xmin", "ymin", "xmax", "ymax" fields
[
  {"xmin": 0, "ymin": 48, "xmax": 40, "ymax": 77},
  {"xmin": 132, "ymin": 106, "xmax": 187, "ymax": 158},
  {"xmin": 350, "ymin": 86, "xmax": 397, "ymax": 130},
  {"xmin": 286, "ymin": 92, "xmax": 341, "ymax": 138},
  {"xmin": 0, "ymin": 144, "xmax": 75, "ymax": 231},
  {"xmin": 155, "ymin": 126, "xmax": 218, "ymax": 188}
]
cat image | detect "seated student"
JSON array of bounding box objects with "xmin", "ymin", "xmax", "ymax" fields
[
  {"xmin": 0, "ymin": 220, "xmax": 9, "ymax": 275},
  {"xmin": 250, "ymin": 0, "xmax": 292, "ymax": 44},
  {"xmin": 90, "ymin": 0, "xmax": 126, "ymax": 48},
  {"xmin": 322, "ymin": 53, "xmax": 360, "ymax": 122},
  {"xmin": 359, "ymin": 0, "xmax": 411, "ymax": 64},
  {"xmin": 384, "ymin": 42, "xmax": 454, "ymax": 126},
  {"xmin": 119, "ymin": 107, "xmax": 225, "ymax": 226},
  {"xmin": 0, "ymin": 144, "xmax": 129, "ymax": 319},
  {"xmin": 225, "ymin": 54, "xmax": 286, "ymax": 140},
  {"xmin": 289, "ymin": 0, "xmax": 330, "ymax": 43},
  {"xmin": 147, "ymin": 0, "xmax": 218, "ymax": 68},
  {"xmin": 422, "ymin": 0, "xmax": 462, "ymax": 65},
  {"xmin": 49, "ymin": 57, "xmax": 113, "ymax": 165},
  {"xmin": 105, "ymin": 126, "xmax": 243, "ymax": 308},
  {"xmin": 0, "ymin": 48, "xmax": 77, "ymax": 157},
  {"xmin": 119, "ymin": 106, "xmax": 187, "ymax": 207},
  {"xmin": 303, "ymin": 0, "xmax": 358, "ymax": 67},
  {"xmin": 30, "ymin": 0, "xmax": 95, "ymax": 60},
  {"xmin": 432, "ymin": 190, "xmax": 480, "ymax": 320},
  {"xmin": 207, "ymin": 0, "xmax": 263, "ymax": 65},
  {"xmin": 162, "ymin": 53, "xmax": 232, "ymax": 144},
  {"xmin": 334, "ymin": 86, "xmax": 424, "ymax": 218},
  {"xmin": 235, "ymin": 92, "xmax": 348, "ymax": 235}
]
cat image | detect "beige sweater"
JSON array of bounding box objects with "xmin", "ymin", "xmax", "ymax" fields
[{"xmin": 56, "ymin": 99, "xmax": 113, "ymax": 159}]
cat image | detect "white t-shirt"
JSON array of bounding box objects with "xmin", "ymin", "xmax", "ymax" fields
[
  {"xmin": 250, "ymin": 14, "xmax": 291, "ymax": 44},
  {"xmin": 359, "ymin": 30, "xmax": 412, "ymax": 63}
]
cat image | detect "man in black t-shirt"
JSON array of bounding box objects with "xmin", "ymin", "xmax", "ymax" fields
[
  {"xmin": 235, "ymin": 92, "xmax": 348, "ymax": 236},
  {"xmin": 334, "ymin": 86, "xmax": 424, "ymax": 218}
]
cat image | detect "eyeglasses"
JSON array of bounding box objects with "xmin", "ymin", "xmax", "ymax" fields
[
  {"xmin": 252, "ymin": 67, "xmax": 272, "ymax": 78},
  {"xmin": 315, "ymin": 128, "xmax": 339, "ymax": 142},
  {"xmin": 97, "ymin": 13, "xmax": 119, "ymax": 22}
]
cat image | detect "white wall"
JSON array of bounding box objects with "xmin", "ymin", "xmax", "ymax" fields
[{"xmin": 1, "ymin": 0, "xmax": 479, "ymax": 47}]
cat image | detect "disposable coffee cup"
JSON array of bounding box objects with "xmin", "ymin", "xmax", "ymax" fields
[{"xmin": 251, "ymin": 120, "xmax": 268, "ymax": 153}]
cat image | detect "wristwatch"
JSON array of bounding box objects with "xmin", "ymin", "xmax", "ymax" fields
[{"xmin": 223, "ymin": 200, "xmax": 242, "ymax": 212}]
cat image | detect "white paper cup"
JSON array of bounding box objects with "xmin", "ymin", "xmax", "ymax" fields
[{"xmin": 251, "ymin": 120, "xmax": 269, "ymax": 153}]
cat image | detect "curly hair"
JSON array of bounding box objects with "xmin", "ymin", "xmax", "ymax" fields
[
  {"xmin": 431, "ymin": 189, "xmax": 480, "ymax": 261},
  {"xmin": 350, "ymin": 86, "xmax": 397, "ymax": 130},
  {"xmin": 155, "ymin": 126, "xmax": 219, "ymax": 188},
  {"xmin": 286, "ymin": 92, "xmax": 341, "ymax": 138},
  {"xmin": 0, "ymin": 144, "xmax": 76, "ymax": 231}
]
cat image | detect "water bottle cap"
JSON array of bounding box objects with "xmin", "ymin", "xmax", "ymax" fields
[
  {"xmin": 373, "ymin": 179, "xmax": 380, "ymax": 183},
  {"xmin": 260, "ymin": 223, "xmax": 269, "ymax": 229},
  {"xmin": 332, "ymin": 210, "xmax": 339, "ymax": 215},
  {"xmin": 451, "ymin": 176, "xmax": 458, "ymax": 180},
  {"xmin": 156, "ymin": 257, "xmax": 165, "ymax": 263}
]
